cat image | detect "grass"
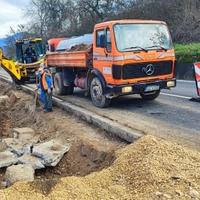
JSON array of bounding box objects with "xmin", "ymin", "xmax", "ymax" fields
[{"xmin": 175, "ymin": 43, "xmax": 200, "ymax": 63}]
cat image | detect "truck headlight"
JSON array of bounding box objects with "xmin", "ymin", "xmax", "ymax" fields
[
  {"xmin": 167, "ymin": 81, "xmax": 175, "ymax": 87},
  {"xmin": 122, "ymin": 86, "xmax": 132, "ymax": 93}
]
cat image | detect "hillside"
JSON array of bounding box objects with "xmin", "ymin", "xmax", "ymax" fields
[{"xmin": 0, "ymin": 38, "xmax": 6, "ymax": 48}]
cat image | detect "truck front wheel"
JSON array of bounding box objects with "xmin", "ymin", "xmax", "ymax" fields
[
  {"xmin": 54, "ymin": 72, "xmax": 74, "ymax": 95},
  {"xmin": 90, "ymin": 77, "xmax": 110, "ymax": 108},
  {"xmin": 140, "ymin": 90, "xmax": 160, "ymax": 100}
]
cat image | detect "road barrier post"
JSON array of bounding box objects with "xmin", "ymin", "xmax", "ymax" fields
[
  {"xmin": 194, "ymin": 62, "xmax": 200, "ymax": 96},
  {"xmin": 190, "ymin": 62, "xmax": 200, "ymax": 102}
]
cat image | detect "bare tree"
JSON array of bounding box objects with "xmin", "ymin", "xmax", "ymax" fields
[
  {"xmin": 5, "ymin": 25, "xmax": 30, "ymax": 58},
  {"xmin": 22, "ymin": 0, "xmax": 200, "ymax": 43}
]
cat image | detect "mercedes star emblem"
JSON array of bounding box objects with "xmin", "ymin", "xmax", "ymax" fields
[{"xmin": 143, "ymin": 64, "xmax": 155, "ymax": 76}]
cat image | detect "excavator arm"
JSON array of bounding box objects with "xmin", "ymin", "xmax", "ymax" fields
[{"xmin": 0, "ymin": 48, "xmax": 24, "ymax": 82}]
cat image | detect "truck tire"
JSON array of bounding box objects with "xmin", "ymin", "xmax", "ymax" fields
[
  {"xmin": 140, "ymin": 90, "xmax": 160, "ymax": 100},
  {"xmin": 54, "ymin": 72, "xmax": 74, "ymax": 95},
  {"xmin": 90, "ymin": 77, "xmax": 110, "ymax": 108}
]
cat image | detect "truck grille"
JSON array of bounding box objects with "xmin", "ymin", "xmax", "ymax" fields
[{"xmin": 112, "ymin": 61, "xmax": 173, "ymax": 80}]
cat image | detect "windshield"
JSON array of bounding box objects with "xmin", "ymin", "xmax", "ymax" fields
[
  {"xmin": 36, "ymin": 42, "xmax": 45, "ymax": 56},
  {"xmin": 114, "ymin": 23, "xmax": 173, "ymax": 52},
  {"xmin": 16, "ymin": 41, "xmax": 45, "ymax": 63}
]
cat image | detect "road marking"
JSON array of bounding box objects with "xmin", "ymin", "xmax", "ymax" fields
[
  {"xmin": 161, "ymin": 92, "xmax": 192, "ymax": 99},
  {"xmin": 177, "ymin": 80, "xmax": 195, "ymax": 83}
]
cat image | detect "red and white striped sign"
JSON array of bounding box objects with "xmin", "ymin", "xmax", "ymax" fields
[{"xmin": 194, "ymin": 62, "xmax": 200, "ymax": 96}]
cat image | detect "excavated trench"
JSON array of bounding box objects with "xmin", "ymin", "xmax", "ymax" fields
[{"xmin": 0, "ymin": 81, "xmax": 126, "ymax": 190}]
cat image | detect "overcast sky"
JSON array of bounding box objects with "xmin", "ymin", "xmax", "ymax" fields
[{"xmin": 0, "ymin": 0, "xmax": 30, "ymax": 38}]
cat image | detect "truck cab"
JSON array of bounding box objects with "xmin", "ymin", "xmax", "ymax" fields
[{"xmin": 89, "ymin": 20, "xmax": 176, "ymax": 106}]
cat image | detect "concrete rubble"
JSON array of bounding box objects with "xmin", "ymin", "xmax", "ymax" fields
[
  {"xmin": 0, "ymin": 127, "xmax": 71, "ymax": 186},
  {"xmin": 13, "ymin": 127, "xmax": 36, "ymax": 143},
  {"xmin": 32, "ymin": 139, "xmax": 71, "ymax": 167},
  {"xmin": 18, "ymin": 154, "xmax": 45, "ymax": 170},
  {"xmin": 0, "ymin": 151, "xmax": 18, "ymax": 168},
  {"xmin": 3, "ymin": 138, "xmax": 31, "ymax": 156},
  {"xmin": 5, "ymin": 164, "xmax": 34, "ymax": 186}
]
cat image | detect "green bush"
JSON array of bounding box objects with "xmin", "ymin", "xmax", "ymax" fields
[{"xmin": 175, "ymin": 43, "xmax": 200, "ymax": 63}]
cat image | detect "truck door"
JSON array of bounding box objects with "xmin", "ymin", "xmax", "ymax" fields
[{"xmin": 93, "ymin": 28, "xmax": 113, "ymax": 84}]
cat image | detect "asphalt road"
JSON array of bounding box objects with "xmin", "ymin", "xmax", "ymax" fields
[
  {"xmin": 1, "ymin": 68, "xmax": 200, "ymax": 150},
  {"xmin": 162, "ymin": 80, "xmax": 197, "ymax": 99},
  {"xmin": 57, "ymin": 85, "xmax": 200, "ymax": 150}
]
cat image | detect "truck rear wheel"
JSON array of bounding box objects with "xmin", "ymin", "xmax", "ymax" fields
[
  {"xmin": 140, "ymin": 90, "xmax": 160, "ymax": 100},
  {"xmin": 54, "ymin": 72, "xmax": 74, "ymax": 95},
  {"xmin": 90, "ymin": 77, "xmax": 110, "ymax": 108}
]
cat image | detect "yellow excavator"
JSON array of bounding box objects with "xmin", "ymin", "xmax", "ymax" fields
[{"xmin": 0, "ymin": 38, "xmax": 45, "ymax": 84}]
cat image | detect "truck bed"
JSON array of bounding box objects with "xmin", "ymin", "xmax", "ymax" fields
[{"xmin": 46, "ymin": 50, "xmax": 90, "ymax": 68}]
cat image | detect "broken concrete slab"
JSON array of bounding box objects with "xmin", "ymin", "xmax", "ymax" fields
[
  {"xmin": 5, "ymin": 164, "xmax": 34, "ymax": 186},
  {"xmin": 32, "ymin": 139, "xmax": 70, "ymax": 167},
  {"xmin": 13, "ymin": 127, "xmax": 37, "ymax": 143},
  {"xmin": 18, "ymin": 154, "xmax": 45, "ymax": 170},
  {"xmin": 3, "ymin": 138, "xmax": 31, "ymax": 156},
  {"xmin": 0, "ymin": 151, "xmax": 18, "ymax": 168}
]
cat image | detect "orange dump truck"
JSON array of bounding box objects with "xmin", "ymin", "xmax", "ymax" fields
[{"xmin": 46, "ymin": 20, "xmax": 176, "ymax": 107}]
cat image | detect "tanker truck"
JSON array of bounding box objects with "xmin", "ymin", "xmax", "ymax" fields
[{"xmin": 46, "ymin": 19, "xmax": 176, "ymax": 108}]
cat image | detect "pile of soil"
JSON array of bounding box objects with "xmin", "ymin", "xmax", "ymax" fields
[
  {"xmin": 69, "ymin": 44, "xmax": 92, "ymax": 52},
  {"xmin": 1, "ymin": 135, "xmax": 200, "ymax": 199}
]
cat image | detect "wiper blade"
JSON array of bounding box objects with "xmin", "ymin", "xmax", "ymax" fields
[
  {"xmin": 146, "ymin": 45, "xmax": 168, "ymax": 51},
  {"xmin": 123, "ymin": 46, "xmax": 148, "ymax": 52}
]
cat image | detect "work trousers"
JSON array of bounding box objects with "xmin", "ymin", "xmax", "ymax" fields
[{"xmin": 44, "ymin": 91, "xmax": 53, "ymax": 112}]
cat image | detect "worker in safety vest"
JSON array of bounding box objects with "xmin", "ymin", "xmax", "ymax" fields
[{"xmin": 37, "ymin": 64, "xmax": 53, "ymax": 112}]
